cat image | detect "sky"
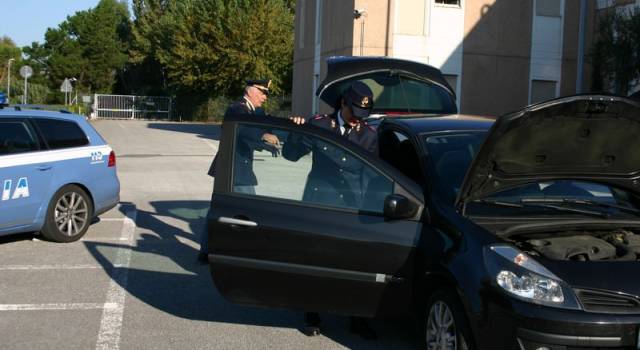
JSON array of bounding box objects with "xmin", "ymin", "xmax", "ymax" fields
[{"xmin": 0, "ymin": 0, "xmax": 102, "ymax": 48}]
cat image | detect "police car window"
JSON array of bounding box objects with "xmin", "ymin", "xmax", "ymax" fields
[
  {"xmin": 33, "ymin": 119, "xmax": 89, "ymax": 149},
  {"xmin": 232, "ymin": 124, "xmax": 393, "ymax": 213},
  {"xmin": 0, "ymin": 121, "xmax": 39, "ymax": 155}
]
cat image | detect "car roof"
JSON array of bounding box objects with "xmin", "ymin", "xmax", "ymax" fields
[
  {"xmin": 0, "ymin": 108, "xmax": 84, "ymax": 122},
  {"xmin": 380, "ymin": 114, "xmax": 496, "ymax": 134}
]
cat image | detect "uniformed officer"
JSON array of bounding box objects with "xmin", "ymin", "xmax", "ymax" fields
[
  {"xmin": 283, "ymin": 81, "xmax": 378, "ymax": 209},
  {"xmin": 199, "ymin": 79, "xmax": 279, "ymax": 263},
  {"xmin": 282, "ymin": 81, "xmax": 378, "ymax": 339}
]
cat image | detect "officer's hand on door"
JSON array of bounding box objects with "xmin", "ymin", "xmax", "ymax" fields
[
  {"xmin": 261, "ymin": 133, "xmax": 280, "ymax": 146},
  {"xmin": 289, "ymin": 116, "xmax": 306, "ymax": 125}
]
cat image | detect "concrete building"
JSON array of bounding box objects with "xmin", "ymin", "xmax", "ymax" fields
[{"xmin": 292, "ymin": 0, "xmax": 610, "ymax": 117}]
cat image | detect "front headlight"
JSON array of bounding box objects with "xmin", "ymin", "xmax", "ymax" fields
[{"xmin": 483, "ymin": 245, "xmax": 581, "ymax": 310}]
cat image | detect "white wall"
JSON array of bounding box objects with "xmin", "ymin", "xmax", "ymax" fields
[
  {"xmin": 392, "ymin": 0, "xmax": 465, "ymax": 107},
  {"xmin": 529, "ymin": 0, "xmax": 565, "ymax": 103}
]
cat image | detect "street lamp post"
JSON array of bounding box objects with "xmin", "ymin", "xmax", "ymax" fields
[{"xmin": 7, "ymin": 58, "xmax": 14, "ymax": 104}]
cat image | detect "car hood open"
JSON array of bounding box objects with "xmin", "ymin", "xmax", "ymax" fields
[
  {"xmin": 457, "ymin": 95, "xmax": 640, "ymax": 206},
  {"xmin": 315, "ymin": 56, "xmax": 456, "ymax": 114}
]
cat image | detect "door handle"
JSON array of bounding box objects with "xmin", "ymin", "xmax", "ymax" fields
[
  {"xmin": 218, "ymin": 217, "xmax": 258, "ymax": 227},
  {"xmin": 36, "ymin": 165, "xmax": 52, "ymax": 171}
]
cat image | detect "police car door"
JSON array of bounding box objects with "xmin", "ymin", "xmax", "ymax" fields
[
  {"xmin": 0, "ymin": 117, "xmax": 53, "ymax": 233},
  {"xmin": 208, "ymin": 115, "xmax": 424, "ymax": 317}
]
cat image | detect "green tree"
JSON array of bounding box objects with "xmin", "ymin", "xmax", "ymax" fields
[
  {"xmin": 23, "ymin": 0, "xmax": 131, "ymax": 102},
  {"xmin": 132, "ymin": 0, "xmax": 294, "ymax": 119},
  {"xmin": 592, "ymin": 7, "xmax": 640, "ymax": 95},
  {"xmin": 0, "ymin": 37, "xmax": 22, "ymax": 95}
]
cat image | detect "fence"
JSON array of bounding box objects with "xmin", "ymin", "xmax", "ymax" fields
[{"xmin": 94, "ymin": 94, "xmax": 172, "ymax": 120}]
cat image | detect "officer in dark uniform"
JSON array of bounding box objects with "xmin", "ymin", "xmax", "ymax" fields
[
  {"xmin": 283, "ymin": 81, "xmax": 378, "ymax": 209},
  {"xmin": 283, "ymin": 81, "xmax": 378, "ymax": 339},
  {"xmin": 199, "ymin": 79, "xmax": 279, "ymax": 262}
]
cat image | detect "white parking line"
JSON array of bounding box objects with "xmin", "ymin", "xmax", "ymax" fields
[
  {"xmin": 0, "ymin": 264, "xmax": 101, "ymax": 270},
  {"xmin": 99, "ymin": 218, "xmax": 127, "ymax": 222},
  {"xmin": 0, "ymin": 303, "xmax": 117, "ymax": 311},
  {"xmin": 95, "ymin": 207, "xmax": 137, "ymax": 350},
  {"xmin": 201, "ymin": 138, "xmax": 218, "ymax": 152}
]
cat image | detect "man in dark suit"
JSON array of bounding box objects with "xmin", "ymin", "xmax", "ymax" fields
[
  {"xmin": 199, "ymin": 79, "xmax": 279, "ymax": 262},
  {"xmin": 283, "ymin": 81, "xmax": 379, "ymax": 340}
]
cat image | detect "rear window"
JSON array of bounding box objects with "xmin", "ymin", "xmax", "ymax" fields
[
  {"xmin": 33, "ymin": 118, "xmax": 89, "ymax": 149},
  {"xmin": 0, "ymin": 120, "xmax": 39, "ymax": 155},
  {"xmin": 328, "ymin": 72, "xmax": 457, "ymax": 114}
]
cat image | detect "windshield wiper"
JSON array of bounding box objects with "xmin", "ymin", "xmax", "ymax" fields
[
  {"xmin": 474, "ymin": 199, "xmax": 610, "ymax": 219},
  {"xmin": 521, "ymin": 198, "xmax": 640, "ymax": 216}
]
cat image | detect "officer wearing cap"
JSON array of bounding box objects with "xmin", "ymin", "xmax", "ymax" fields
[
  {"xmin": 282, "ymin": 81, "xmax": 378, "ymax": 339},
  {"xmin": 207, "ymin": 79, "xmax": 279, "ymax": 187},
  {"xmin": 284, "ymin": 81, "xmax": 379, "ymax": 206},
  {"xmin": 200, "ymin": 79, "xmax": 280, "ymax": 263}
]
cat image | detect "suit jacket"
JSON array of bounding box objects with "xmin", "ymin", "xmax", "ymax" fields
[
  {"xmin": 207, "ymin": 99, "xmax": 266, "ymax": 186},
  {"xmin": 282, "ymin": 112, "xmax": 379, "ymax": 208}
]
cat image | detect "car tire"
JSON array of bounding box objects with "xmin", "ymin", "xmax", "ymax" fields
[
  {"xmin": 41, "ymin": 185, "xmax": 93, "ymax": 243},
  {"xmin": 422, "ymin": 289, "xmax": 475, "ymax": 350}
]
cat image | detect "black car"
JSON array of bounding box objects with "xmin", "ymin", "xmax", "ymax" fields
[{"xmin": 207, "ymin": 57, "xmax": 640, "ymax": 349}]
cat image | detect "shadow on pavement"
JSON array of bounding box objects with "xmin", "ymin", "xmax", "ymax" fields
[
  {"xmin": 84, "ymin": 200, "xmax": 416, "ymax": 349},
  {"xmin": 147, "ymin": 123, "xmax": 221, "ymax": 141},
  {"xmin": 0, "ymin": 232, "xmax": 37, "ymax": 244}
]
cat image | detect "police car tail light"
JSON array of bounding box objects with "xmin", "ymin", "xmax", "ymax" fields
[{"xmin": 108, "ymin": 151, "xmax": 116, "ymax": 167}]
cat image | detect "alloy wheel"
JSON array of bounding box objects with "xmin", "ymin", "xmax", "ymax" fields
[
  {"xmin": 426, "ymin": 301, "xmax": 458, "ymax": 350},
  {"xmin": 54, "ymin": 191, "xmax": 89, "ymax": 237}
]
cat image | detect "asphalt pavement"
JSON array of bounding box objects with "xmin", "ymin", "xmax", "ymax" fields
[{"xmin": 0, "ymin": 119, "xmax": 416, "ymax": 350}]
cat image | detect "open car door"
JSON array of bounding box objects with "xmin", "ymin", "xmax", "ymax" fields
[{"xmin": 208, "ymin": 114, "xmax": 424, "ymax": 317}]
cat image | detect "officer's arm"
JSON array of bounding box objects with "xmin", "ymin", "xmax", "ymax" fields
[{"xmin": 282, "ymin": 132, "xmax": 312, "ymax": 161}]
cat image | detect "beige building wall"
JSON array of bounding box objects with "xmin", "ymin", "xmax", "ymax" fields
[
  {"xmin": 461, "ymin": 0, "xmax": 533, "ymax": 116},
  {"xmin": 293, "ymin": 0, "xmax": 596, "ymax": 118}
]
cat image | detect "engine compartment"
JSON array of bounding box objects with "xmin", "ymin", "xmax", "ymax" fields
[{"xmin": 513, "ymin": 230, "xmax": 640, "ymax": 261}]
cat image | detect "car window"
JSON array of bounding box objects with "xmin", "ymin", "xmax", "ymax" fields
[
  {"xmin": 0, "ymin": 120, "xmax": 39, "ymax": 156},
  {"xmin": 232, "ymin": 124, "xmax": 394, "ymax": 213},
  {"xmin": 424, "ymin": 131, "xmax": 488, "ymax": 202},
  {"xmin": 379, "ymin": 129, "xmax": 423, "ymax": 184},
  {"xmin": 329, "ymin": 72, "xmax": 457, "ymax": 114},
  {"xmin": 33, "ymin": 118, "xmax": 89, "ymax": 149}
]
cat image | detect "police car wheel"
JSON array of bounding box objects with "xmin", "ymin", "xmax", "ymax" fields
[{"xmin": 41, "ymin": 185, "xmax": 93, "ymax": 243}]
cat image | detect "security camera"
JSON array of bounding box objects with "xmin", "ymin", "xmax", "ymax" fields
[{"xmin": 354, "ymin": 9, "xmax": 367, "ymax": 19}]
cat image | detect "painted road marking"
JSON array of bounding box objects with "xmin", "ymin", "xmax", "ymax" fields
[
  {"xmin": 95, "ymin": 207, "xmax": 136, "ymax": 350},
  {"xmin": 0, "ymin": 303, "xmax": 116, "ymax": 311}
]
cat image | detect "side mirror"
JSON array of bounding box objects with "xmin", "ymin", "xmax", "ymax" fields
[{"xmin": 383, "ymin": 194, "xmax": 418, "ymax": 220}]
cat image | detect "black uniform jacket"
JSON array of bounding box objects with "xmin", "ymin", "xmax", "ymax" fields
[
  {"xmin": 208, "ymin": 99, "xmax": 268, "ymax": 186},
  {"xmin": 282, "ymin": 112, "xmax": 379, "ymax": 208}
]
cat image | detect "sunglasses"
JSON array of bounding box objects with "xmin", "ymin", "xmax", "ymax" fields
[{"xmin": 255, "ymin": 87, "xmax": 270, "ymax": 97}]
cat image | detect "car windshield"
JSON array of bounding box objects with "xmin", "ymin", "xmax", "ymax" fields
[
  {"xmin": 328, "ymin": 72, "xmax": 457, "ymax": 115},
  {"xmin": 424, "ymin": 131, "xmax": 487, "ymax": 203}
]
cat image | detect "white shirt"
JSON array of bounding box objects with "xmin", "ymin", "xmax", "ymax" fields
[
  {"xmin": 243, "ymin": 97, "xmax": 256, "ymax": 112},
  {"xmin": 337, "ymin": 111, "xmax": 350, "ymax": 135}
]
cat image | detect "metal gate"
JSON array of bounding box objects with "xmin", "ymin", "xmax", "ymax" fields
[{"xmin": 94, "ymin": 94, "xmax": 172, "ymax": 120}]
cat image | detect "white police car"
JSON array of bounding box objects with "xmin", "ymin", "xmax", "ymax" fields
[{"xmin": 0, "ymin": 104, "xmax": 120, "ymax": 242}]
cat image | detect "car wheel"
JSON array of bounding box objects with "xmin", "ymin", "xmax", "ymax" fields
[
  {"xmin": 423, "ymin": 289, "xmax": 474, "ymax": 350},
  {"xmin": 41, "ymin": 185, "xmax": 93, "ymax": 243}
]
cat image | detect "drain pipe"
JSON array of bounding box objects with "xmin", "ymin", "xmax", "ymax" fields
[{"xmin": 576, "ymin": 0, "xmax": 587, "ymax": 93}]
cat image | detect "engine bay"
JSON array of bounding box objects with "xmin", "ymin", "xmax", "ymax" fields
[{"xmin": 513, "ymin": 229, "xmax": 640, "ymax": 261}]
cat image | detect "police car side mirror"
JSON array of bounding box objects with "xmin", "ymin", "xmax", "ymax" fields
[{"xmin": 383, "ymin": 194, "xmax": 418, "ymax": 220}]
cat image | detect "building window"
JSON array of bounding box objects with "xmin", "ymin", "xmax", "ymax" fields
[
  {"xmin": 443, "ymin": 74, "xmax": 458, "ymax": 96},
  {"xmin": 530, "ymin": 80, "xmax": 557, "ymax": 103},
  {"xmin": 435, "ymin": 0, "xmax": 461, "ymax": 6},
  {"xmin": 536, "ymin": 0, "xmax": 561, "ymax": 17}
]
